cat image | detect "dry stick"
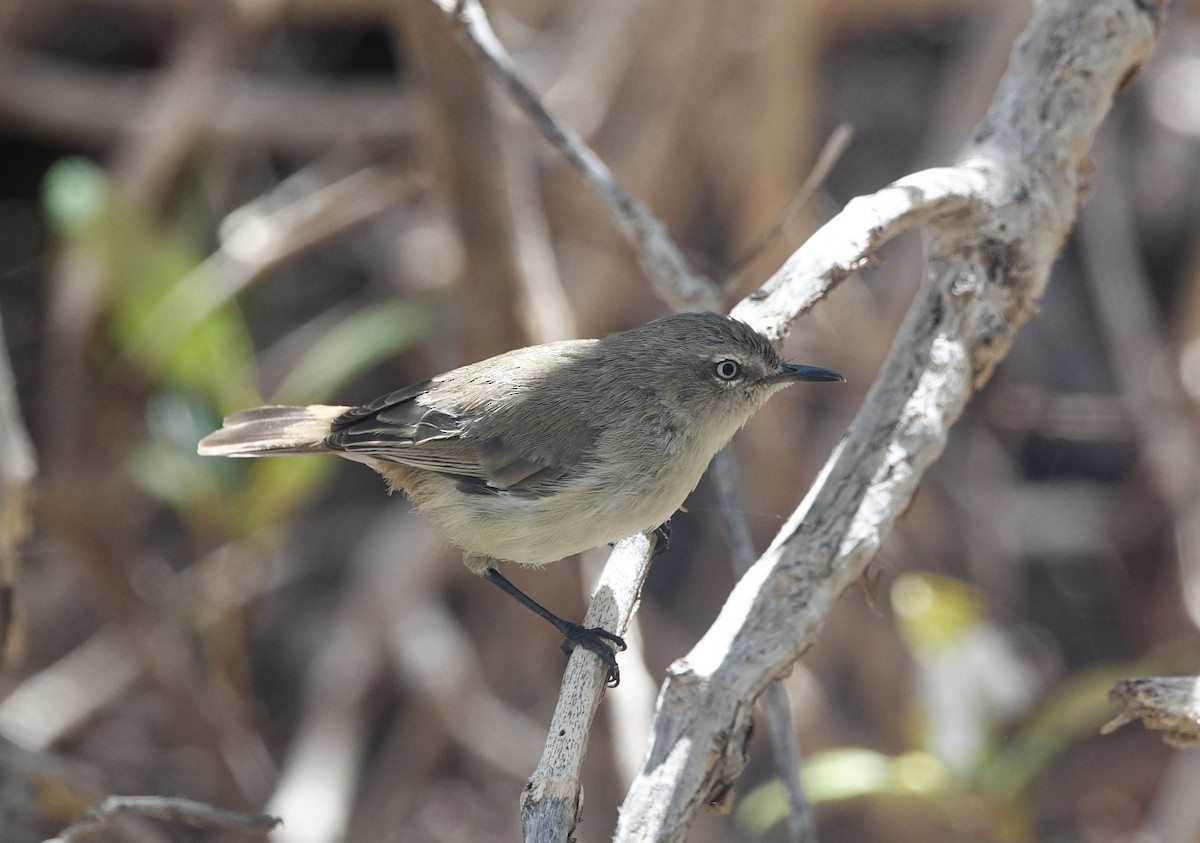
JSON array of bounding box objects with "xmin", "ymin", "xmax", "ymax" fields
[
  {"xmin": 0, "ymin": 626, "xmax": 140, "ymax": 749},
  {"xmin": 730, "ymin": 166, "xmax": 980, "ymax": 342},
  {"xmin": 541, "ymin": 0, "xmax": 645, "ymax": 138},
  {"xmin": 613, "ymin": 2, "xmax": 1165, "ymax": 840},
  {"xmin": 722, "ymin": 123, "xmax": 855, "ymax": 290},
  {"xmin": 1103, "ymin": 677, "xmax": 1200, "ymax": 748},
  {"xmin": 497, "ymin": 114, "xmax": 579, "ymax": 345},
  {"xmin": 42, "ymin": 795, "xmax": 280, "ymax": 843},
  {"xmin": 520, "ymin": 533, "xmax": 656, "ymax": 843},
  {"xmin": 709, "ymin": 450, "xmax": 816, "ymax": 843},
  {"xmin": 424, "ymin": 0, "xmax": 721, "ymax": 313},
  {"xmin": 715, "ymin": 125, "xmax": 858, "ymax": 843}
]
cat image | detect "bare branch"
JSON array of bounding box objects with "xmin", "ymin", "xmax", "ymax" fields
[
  {"xmin": 42, "ymin": 795, "xmax": 279, "ymax": 843},
  {"xmin": 422, "ymin": 0, "xmax": 721, "ymax": 312},
  {"xmin": 722, "ymin": 123, "xmax": 854, "ymax": 289},
  {"xmin": 730, "ymin": 166, "xmax": 984, "ymax": 342},
  {"xmin": 520, "ymin": 533, "xmax": 656, "ymax": 842},
  {"xmin": 615, "ymin": 1, "xmax": 1166, "ymax": 840},
  {"xmin": 1103, "ymin": 677, "xmax": 1200, "ymax": 747},
  {"xmin": 710, "ymin": 451, "xmax": 816, "ymax": 843}
]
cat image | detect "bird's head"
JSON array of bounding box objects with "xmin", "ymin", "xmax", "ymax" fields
[{"xmin": 612, "ymin": 311, "xmax": 844, "ymax": 436}]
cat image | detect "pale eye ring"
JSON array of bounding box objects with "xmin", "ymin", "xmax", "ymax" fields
[{"xmin": 714, "ymin": 359, "xmax": 741, "ymax": 381}]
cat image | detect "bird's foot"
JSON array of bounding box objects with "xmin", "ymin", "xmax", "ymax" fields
[
  {"xmin": 559, "ymin": 623, "xmax": 626, "ymax": 687},
  {"xmin": 652, "ymin": 520, "xmax": 672, "ymax": 556}
]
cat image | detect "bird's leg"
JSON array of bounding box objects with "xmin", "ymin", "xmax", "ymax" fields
[
  {"xmin": 483, "ymin": 567, "xmax": 626, "ymax": 687},
  {"xmin": 652, "ymin": 520, "xmax": 672, "ymax": 556}
]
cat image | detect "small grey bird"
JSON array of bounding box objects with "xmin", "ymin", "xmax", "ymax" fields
[{"xmin": 198, "ymin": 311, "xmax": 843, "ymax": 684}]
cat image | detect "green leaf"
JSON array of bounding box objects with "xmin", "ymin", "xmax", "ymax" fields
[
  {"xmin": 42, "ymin": 156, "xmax": 257, "ymax": 410},
  {"xmin": 737, "ymin": 749, "xmax": 951, "ymax": 836}
]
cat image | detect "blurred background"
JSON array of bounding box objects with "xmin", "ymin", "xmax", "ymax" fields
[{"xmin": 1, "ymin": 0, "xmax": 1199, "ymax": 841}]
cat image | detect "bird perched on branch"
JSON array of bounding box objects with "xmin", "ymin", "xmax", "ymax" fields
[{"xmin": 198, "ymin": 311, "xmax": 843, "ymax": 685}]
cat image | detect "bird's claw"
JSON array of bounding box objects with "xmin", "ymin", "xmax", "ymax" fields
[
  {"xmin": 652, "ymin": 521, "xmax": 672, "ymax": 556},
  {"xmin": 559, "ymin": 623, "xmax": 626, "ymax": 687}
]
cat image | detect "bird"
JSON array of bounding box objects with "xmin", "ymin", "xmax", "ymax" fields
[{"xmin": 198, "ymin": 311, "xmax": 843, "ymax": 684}]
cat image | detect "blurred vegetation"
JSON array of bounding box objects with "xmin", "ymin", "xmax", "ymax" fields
[
  {"xmin": 1, "ymin": 1, "xmax": 1198, "ymax": 842},
  {"xmin": 740, "ymin": 574, "xmax": 1188, "ymax": 841}
]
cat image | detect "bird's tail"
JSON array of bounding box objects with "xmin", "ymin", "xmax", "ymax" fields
[{"xmin": 197, "ymin": 405, "xmax": 352, "ymax": 457}]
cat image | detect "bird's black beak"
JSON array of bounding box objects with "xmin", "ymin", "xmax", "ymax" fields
[{"xmin": 772, "ymin": 363, "xmax": 846, "ymax": 383}]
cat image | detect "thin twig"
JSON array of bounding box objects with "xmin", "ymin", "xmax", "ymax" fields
[
  {"xmin": 722, "ymin": 123, "xmax": 855, "ymax": 288},
  {"xmin": 423, "ymin": 0, "xmax": 721, "ymax": 312},
  {"xmin": 730, "ymin": 166, "xmax": 984, "ymax": 341},
  {"xmin": 43, "ymin": 795, "xmax": 280, "ymax": 843},
  {"xmin": 520, "ymin": 533, "xmax": 657, "ymax": 843},
  {"xmin": 710, "ymin": 450, "xmax": 816, "ymax": 843}
]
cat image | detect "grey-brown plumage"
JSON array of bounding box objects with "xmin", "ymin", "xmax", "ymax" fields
[
  {"xmin": 199, "ymin": 310, "xmax": 841, "ymax": 565},
  {"xmin": 199, "ymin": 311, "xmax": 843, "ymax": 683}
]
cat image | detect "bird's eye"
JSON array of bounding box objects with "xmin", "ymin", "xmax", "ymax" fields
[{"xmin": 714, "ymin": 359, "xmax": 741, "ymax": 381}]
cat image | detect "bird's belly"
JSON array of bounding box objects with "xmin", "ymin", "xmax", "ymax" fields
[{"xmin": 395, "ymin": 458, "xmax": 705, "ymax": 564}]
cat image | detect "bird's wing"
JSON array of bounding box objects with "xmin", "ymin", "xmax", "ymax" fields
[{"xmin": 326, "ymin": 381, "xmax": 579, "ymax": 494}]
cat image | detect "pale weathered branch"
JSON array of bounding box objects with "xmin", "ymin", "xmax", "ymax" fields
[
  {"xmin": 710, "ymin": 450, "xmax": 815, "ymax": 843},
  {"xmin": 729, "ymin": 165, "xmax": 984, "ymax": 341},
  {"xmin": 520, "ymin": 533, "xmax": 656, "ymax": 842},
  {"xmin": 0, "ymin": 627, "xmax": 140, "ymax": 750},
  {"xmin": 614, "ymin": 1, "xmax": 1165, "ymax": 840},
  {"xmin": 1103, "ymin": 676, "xmax": 1200, "ymax": 747}
]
